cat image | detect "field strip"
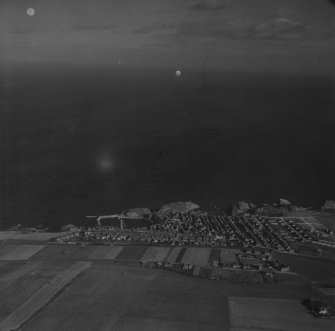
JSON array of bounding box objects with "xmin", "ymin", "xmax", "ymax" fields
[
  {"xmin": 0, "ymin": 232, "xmax": 17, "ymax": 241},
  {"xmin": 0, "ymin": 261, "xmax": 91, "ymax": 331},
  {"xmin": 166, "ymin": 247, "xmax": 182, "ymax": 263},
  {"xmin": 88, "ymin": 246, "xmax": 124, "ymax": 260},
  {"xmin": 140, "ymin": 246, "xmax": 171, "ymax": 262},
  {"xmin": 181, "ymin": 248, "xmax": 211, "ymax": 266},
  {"xmin": 228, "ymin": 296, "xmax": 334, "ymax": 331},
  {"xmin": 0, "ymin": 245, "xmax": 45, "ymax": 261},
  {"xmin": 0, "ymin": 262, "xmax": 42, "ymax": 293}
]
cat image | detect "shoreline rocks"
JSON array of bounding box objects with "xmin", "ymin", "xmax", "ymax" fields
[
  {"xmin": 159, "ymin": 202, "xmax": 200, "ymax": 214},
  {"xmin": 125, "ymin": 208, "xmax": 151, "ymax": 217},
  {"xmin": 322, "ymin": 200, "xmax": 335, "ymax": 210}
]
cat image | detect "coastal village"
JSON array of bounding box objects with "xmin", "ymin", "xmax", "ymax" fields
[
  {"xmin": 56, "ymin": 200, "xmax": 335, "ymax": 252},
  {"xmin": 1, "ymin": 200, "xmax": 335, "ymax": 324},
  {"xmin": 50, "ymin": 200, "xmax": 335, "ymax": 293}
]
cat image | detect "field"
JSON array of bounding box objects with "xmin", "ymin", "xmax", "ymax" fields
[
  {"xmin": 0, "ymin": 261, "xmax": 91, "ymax": 331},
  {"xmin": 289, "ymin": 242, "xmax": 319, "ymax": 257},
  {"xmin": 140, "ymin": 246, "xmax": 171, "ymax": 262},
  {"xmin": 0, "ymin": 261, "xmax": 42, "ymax": 294},
  {"xmin": 0, "ymin": 232, "xmax": 17, "ymax": 240},
  {"xmin": 181, "ymin": 248, "xmax": 211, "ymax": 266},
  {"xmin": 211, "ymin": 269, "xmax": 264, "ymax": 283},
  {"xmin": 287, "ymin": 211, "xmax": 335, "ymax": 233},
  {"xmin": 0, "ymin": 260, "xmax": 77, "ymax": 319},
  {"xmin": 6, "ymin": 232, "xmax": 66, "ymax": 241},
  {"xmin": 114, "ymin": 246, "xmax": 148, "ymax": 262},
  {"xmin": 275, "ymin": 252, "xmax": 335, "ymax": 285},
  {"xmin": 30, "ymin": 244, "xmax": 127, "ymax": 261},
  {"xmin": 0, "ymin": 244, "xmax": 45, "ymax": 260},
  {"xmin": 238, "ymin": 256, "xmax": 261, "ymax": 265},
  {"xmin": 220, "ymin": 249, "xmax": 239, "ymax": 264},
  {"xmin": 30, "ymin": 244, "xmax": 85, "ymax": 260},
  {"xmin": 315, "ymin": 213, "xmax": 335, "ymax": 233},
  {"xmin": 0, "ymin": 242, "xmax": 334, "ymax": 330},
  {"xmin": 88, "ymin": 246, "xmax": 124, "ymax": 260},
  {"xmin": 0, "ymin": 244, "xmax": 240, "ymax": 267},
  {"xmin": 164, "ymin": 247, "xmax": 228, "ymax": 266},
  {"xmin": 319, "ymin": 250, "xmax": 335, "ymax": 260},
  {"xmin": 21, "ymin": 263, "xmax": 230, "ymax": 331},
  {"xmin": 228, "ymin": 296, "xmax": 334, "ymax": 331},
  {"xmin": 166, "ymin": 247, "xmax": 182, "ymax": 264}
]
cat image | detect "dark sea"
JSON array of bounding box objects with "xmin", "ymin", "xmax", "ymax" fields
[{"xmin": 1, "ymin": 64, "xmax": 334, "ymax": 230}]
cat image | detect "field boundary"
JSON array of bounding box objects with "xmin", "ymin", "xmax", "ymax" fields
[{"xmin": 0, "ymin": 261, "xmax": 91, "ymax": 331}]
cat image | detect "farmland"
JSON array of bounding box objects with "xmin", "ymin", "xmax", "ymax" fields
[
  {"xmin": 88, "ymin": 245, "xmax": 124, "ymax": 260},
  {"xmin": 114, "ymin": 246, "xmax": 148, "ymax": 262},
  {"xmin": 220, "ymin": 249, "xmax": 239, "ymax": 264},
  {"xmin": 21, "ymin": 263, "xmax": 230, "ymax": 331},
  {"xmin": 181, "ymin": 247, "xmax": 211, "ymax": 266},
  {"xmin": 0, "ymin": 261, "xmax": 91, "ymax": 331},
  {"xmin": 275, "ymin": 252, "xmax": 335, "ymax": 284},
  {"xmin": 140, "ymin": 246, "xmax": 171, "ymax": 262},
  {"xmin": 229, "ymin": 297, "xmax": 334, "ymax": 331},
  {"xmin": 166, "ymin": 247, "xmax": 182, "ymax": 264},
  {"xmin": 0, "ymin": 241, "xmax": 334, "ymax": 330},
  {"xmin": 0, "ymin": 244, "xmax": 45, "ymax": 260}
]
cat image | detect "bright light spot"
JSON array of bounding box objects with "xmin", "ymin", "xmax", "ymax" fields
[
  {"xmin": 175, "ymin": 70, "xmax": 181, "ymax": 77},
  {"xmin": 96, "ymin": 153, "xmax": 115, "ymax": 173},
  {"xmin": 27, "ymin": 8, "xmax": 35, "ymax": 16}
]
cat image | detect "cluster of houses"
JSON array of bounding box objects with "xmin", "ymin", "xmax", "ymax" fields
[
  {"xmin": 140, "ymin": 252, "xmax": 287, "ymax": 284},
  {"xmin": 208, "ymin": 247, "xmax": 290, "ymax": 272},
  {"xmin": 55, "ymin": 213, "xmax": 333, "ymax": 252},
  {"xmin": 260, "ymin": 217, "xmax": 335, "ymax": 248}
]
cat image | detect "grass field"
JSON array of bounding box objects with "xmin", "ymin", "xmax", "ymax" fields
[
  {"xmin": 287, "ymin": 211, "xmax": 335, "ymax": 233},
  {"xmin": 238, "ymin": 256, "xmax": 261, "ymax": 265},
  {"xmin": 175, "ymin": 247, "xmax": 187, "ymax": 263},
  {"xmin": 211, "ymin": 269, "xmax": 263, "ymax": 284},
  {"xmin": 0, "ymin": 231, "xmax": 17, "ymax": 241},
  {"xmin": 229, "ymin": 296, "xmax": 334, "ymax": 331},
  {"xmin": 8, "ymin": 232, "xmax": 66, "ymax": 241},
  {"xmin": 289, "ymin": 242, "xmax": 319, "ymax": 257},
  {"xmin": 88, "ymin": 246, "xmax": 124, "ymax": 260},
  {"xmin": 140, "ymin": 246, "xmax": 171, "ymax": 262},
  {"xmin": 276, "ymin": 252, "xmax": 335, "ymax": 285},
  {"xmin": 114, "ymin": 246, "xmax": 147, "ymax": 261},
  {"xmin": 165, "ymin": 247, "xmax": 182, "ymax": 264},
  {"xmin": 313, "ymin": 213, "xmax": 335, "ymax": 233},
  {"xmin": 22, "ymin": 263, "xmax": 230, "ymax": 331},
  {"xmin": 0, "ymin": 244, "xmax": 45, "ymax": 260},
  {"xmin": 30, "ymin": 244, "xmax": 105, "ymax": 261},
  {"xmin": 220, "ymin": 249, "xmax": 239, "ymax": 264},
  {"xmin": 181, "ymin": 248, "xmax": 211, "ymax": 266},
  {"xmin": 0, "ymin": 242, "xmax": 333, "ymax": 330},
  {"xmin": 209, "ymin": 248, "xmax": 221, "ymax": 261},
  {"xmin": 0, "ymin": 261, "xmax": 42, "ymax": 294},
  {"xmin": 319, "ymin": 250, "xmax": 335, "ymax": 260},
  {"xmin": 30, "ymin": 244, "xmax": 83, "ymax": 260},
  {"xmin": 0, "ymin": 261, "xmax": 76, "ymax": 320},
  {"xmin": 0, "ymin": 261, "xmax": 91, "ymax": 331}
]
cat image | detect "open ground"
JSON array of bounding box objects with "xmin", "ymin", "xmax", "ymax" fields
[{"xmin": 0, "ymin": 242, "xmax": 334, "ymax": 330}]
